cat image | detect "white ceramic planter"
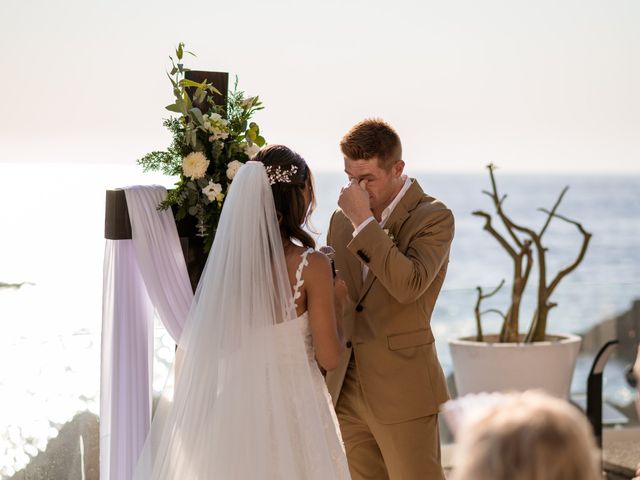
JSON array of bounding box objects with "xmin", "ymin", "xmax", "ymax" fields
[{"xmin": 448, "ymin": 334, "xmax": 581, "ymax": 399}]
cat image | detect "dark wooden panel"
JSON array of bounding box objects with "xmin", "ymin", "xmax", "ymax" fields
[
  {"xmin": 104, "ymin": 189, "xmax": 131, "ymax": 240},
  {"xmin": 185, "ymin": 70, "xmax": 229, "ymax": 112}
]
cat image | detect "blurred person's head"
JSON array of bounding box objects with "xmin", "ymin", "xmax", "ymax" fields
[
  {"xmin": 635, "ymin": 346, "xmax": 640, "ymax": 480},
  {"xmin": 451, "ymin": 391, "xmax": 600, "ymax": 480},
  {"xmin": 634, "ymin": 345, "xmax": 640, "ymax": 419}
]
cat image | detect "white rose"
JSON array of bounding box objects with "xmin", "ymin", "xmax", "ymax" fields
[
  {"xmin": 226, "ymin": 160, "xmax": 244, "ymax": 180},
  {"xmin": 207, "ymin": 112, "xmax": 223, "ymax": 122},
  {"xmin": 202, "ymin": 181, "xmax": 225, "ymax": 202},
  {"xmin": 203, "ymin": 112, "xmax": 230, "ymax": 142},
  {"xmin": 244, "ymin": 143, "xmax": 261, "ymax": 159},
  {"xmin": 182, "ymin": 151, "xmax": 209, "ymax": 179},
  {"xmin": 209, "ymin": 130, "xmax": 229, "ymax": 142}
]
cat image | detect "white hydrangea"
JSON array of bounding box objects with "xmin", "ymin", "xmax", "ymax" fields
[
  {"xmin": 182, "ymin": 151, "xmax": 209, "ymax": 179},
  {"xmin": 202, "ymin": 181, "xmax": 225, "ymax": 203},
  {"xmin": 202, "ymin": 112, "xmax": 230, "ymax": 142},
  {"xmin": 244, "ymin": 142, "xmax": 261, "ymax": 159},
  {"xmin": 226, "ymin": 160, "xmax": 244, "ymax": 180}
]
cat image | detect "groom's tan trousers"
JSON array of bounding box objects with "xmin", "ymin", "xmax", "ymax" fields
[{"xmin": 336, "ymin": 357, "xmax": 444, "ymax": 480}]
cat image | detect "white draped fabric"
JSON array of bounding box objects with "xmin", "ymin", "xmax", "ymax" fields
[{"xmin": 100, "ymin": 186, "xmax": 193, "ymax": 480}]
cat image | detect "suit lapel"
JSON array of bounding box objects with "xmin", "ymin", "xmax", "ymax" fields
[
  {"xmin": 356, "ymin": 180, "xmax": 425, "ymax": 304},
  {"xmin": 344, "ymin": 243, "xmax": 363, "ymax": 296},
  {"xmin": 336, "ymin": 222, "xmax": 363, "ymax": 299}
]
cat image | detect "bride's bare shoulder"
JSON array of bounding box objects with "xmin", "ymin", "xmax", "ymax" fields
[{"xmin": 303, "ymin": 251, "xmax": 332, "ymax": 280}]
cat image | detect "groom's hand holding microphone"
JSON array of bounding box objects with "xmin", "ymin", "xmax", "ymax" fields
[{"xmin": 338, "ymin": 179, "xmax": 373, "ymax": 228}]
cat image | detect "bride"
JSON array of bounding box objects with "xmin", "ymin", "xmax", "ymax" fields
[{"xmin": 133, "ymin": 145, "xmax": 352, "ymax": 479}]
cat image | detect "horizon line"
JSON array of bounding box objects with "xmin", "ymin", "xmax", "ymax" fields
[{"xmin": 1, "ymin": 160, "xmax": 639, "ymax": 176}]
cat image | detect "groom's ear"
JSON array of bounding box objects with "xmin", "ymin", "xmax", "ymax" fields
[{"xmin": 393, "ymin": 160, "xmax": 405, "ymax": 177}]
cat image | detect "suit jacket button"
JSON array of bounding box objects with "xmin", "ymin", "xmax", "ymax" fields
[
  {"xmin": 346, "ymin": 341, "xmax": 352, "ymax": 348},
  {"xmin": 355, "ymin": 304, "xmax": 364, "ymax": 312}
]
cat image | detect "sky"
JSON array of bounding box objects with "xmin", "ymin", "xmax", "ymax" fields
[{"xmin": 1, "ymin": 0, "xmax": 639, "ymax": 173}]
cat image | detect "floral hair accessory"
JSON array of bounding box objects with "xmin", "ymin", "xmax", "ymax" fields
[{"xmin": 265, "ymin": 165, "xmax": 299, "ymax": 185}]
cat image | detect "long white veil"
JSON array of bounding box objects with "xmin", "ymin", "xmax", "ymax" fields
[{"xmin": 133, "ymin": 161, "xmax": 348, "ymax": 479}]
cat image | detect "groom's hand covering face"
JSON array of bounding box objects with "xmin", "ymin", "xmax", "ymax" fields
[
  {"xmin": 338, "ymin": 178, "xmax": 372, "ymax": 228},
  {"xmin": 343, "ymin": 156, "xmax": 405, "ymax": 222}
]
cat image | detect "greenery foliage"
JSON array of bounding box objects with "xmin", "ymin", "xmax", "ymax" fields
[{"xmin": 138, "ymin": 43, "xmax": 266, "ymax": 251}]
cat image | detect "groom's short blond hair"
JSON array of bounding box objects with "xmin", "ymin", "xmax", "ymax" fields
[{"xmin": 340, "ymin": 119, "xmax": 402, "ymax": 171}]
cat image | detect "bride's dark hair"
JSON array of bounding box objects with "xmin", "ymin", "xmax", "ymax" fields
[{"xmin": 254, "ymin": 145, "xmax": 316, "ymax": 249}]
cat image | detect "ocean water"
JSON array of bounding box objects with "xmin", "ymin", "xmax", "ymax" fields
[{"xmin": 0, "ymin": 163, "xmax": 639, "ymax": 476}]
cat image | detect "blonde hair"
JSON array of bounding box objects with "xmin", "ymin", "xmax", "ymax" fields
[
  {"xmin": 451, "ymin": 391, "xmax": 600, "ymax": 480},
  {"xmin": 339, "ymin": 118, "xmax": 402, "ymax": 170}
]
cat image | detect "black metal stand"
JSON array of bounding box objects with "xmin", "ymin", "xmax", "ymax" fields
[{"xmin": 586, "ymin": 339, "xmax": 619, "ymax": 449}]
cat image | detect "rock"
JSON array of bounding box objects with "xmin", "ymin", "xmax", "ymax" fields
[{"xmin": 9, "ymin": 411, "xmax": 98, "ymax": 480}]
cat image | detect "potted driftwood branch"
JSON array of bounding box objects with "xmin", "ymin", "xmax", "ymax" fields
[{"xmin": 449, "ymin": 164, "xmax": 592, "ymax": 398}]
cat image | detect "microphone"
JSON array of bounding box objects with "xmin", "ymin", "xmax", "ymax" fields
[{"xmin": 318, "ymin": 246, "xmax": 336, "ymax": 278}]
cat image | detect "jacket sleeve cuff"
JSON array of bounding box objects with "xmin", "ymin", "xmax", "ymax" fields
[{"xmin": 347, "ymin": 220, "xmax": 393, "ymax": 263}]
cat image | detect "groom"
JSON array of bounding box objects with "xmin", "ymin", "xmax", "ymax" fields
[{"xmin": 326, "ymin": 119, "xmax": 454, "ymax": 479}]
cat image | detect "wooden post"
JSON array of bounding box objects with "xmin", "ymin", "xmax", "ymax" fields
[{"xmin": 104, "ymin": 71, "xmax": 229, "ymax": 291}]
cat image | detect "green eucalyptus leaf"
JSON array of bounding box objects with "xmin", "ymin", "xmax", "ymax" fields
[
  {"xmin": 255, "ymin": 136, "xmax": 266, "ymax": 147},
  {"xmin": 189, "ymin": 108, "xmax": 204, "ymax": 125},
  {"xmin": 166, "ymin": 72, "xmax": 178, "ymax": 88},
  {"xmin": 183, "ymin": 91, "xmax": 192, "ymax": 112},
  {"xmin": 180, "ymin": 79, "xmax": 207, "ymax": 89},
  {"xmin": 177, "ymin": 43, "xmax": 184, "ymax": 60},
  {"xmin": 166, "ymin": 103, "xmax": 181, "ymax": 113},
  {"xmin": 195, "ymin": 88, "xmax": 207, "ymax": 104},
  {"xmin": 188, "ymin": 205, "xmax": 198, "ymax": 216},
  {"xmin": 176, "ymin": 97, "xmax": 184, "ymax": 110},
  {"xmin": 207, "ymin": 84, "xmax": 222, "ymax": 96}
]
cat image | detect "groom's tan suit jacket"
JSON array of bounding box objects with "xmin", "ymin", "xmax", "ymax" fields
[{"xmin": 326, "ymin": 179, "xmax": 453, "ymax": 424}]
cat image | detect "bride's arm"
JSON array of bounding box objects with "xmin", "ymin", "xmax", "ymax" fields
[
  {"xmin": 333, "ymin": 275, "xmax": 347, "ymax": 342},
  {"xmin": 304, "ymin": 252, "xmax": 344, "ymax": 371}
]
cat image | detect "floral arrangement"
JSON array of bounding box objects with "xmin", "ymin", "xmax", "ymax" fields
[{"xmin": 138, "ymin": 43, "xmax": 266, "ymax": 251}]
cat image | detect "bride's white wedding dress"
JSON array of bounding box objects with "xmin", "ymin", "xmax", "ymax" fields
[
  {"xmin": 133, "ymin": 162, "xmax": 351, "ymax": 479},
  {"xmin": 274, "ymin": 248, "xmax": 350, "ymax": 479}
]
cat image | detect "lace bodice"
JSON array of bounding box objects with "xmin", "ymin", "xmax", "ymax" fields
[
  {"xmin": 282, "ymin": 248, "xmax": 315, "ymax": 354},
  {"xmin": 290, "ymin": 247, "xmax": 313, "ymax": 316}
]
